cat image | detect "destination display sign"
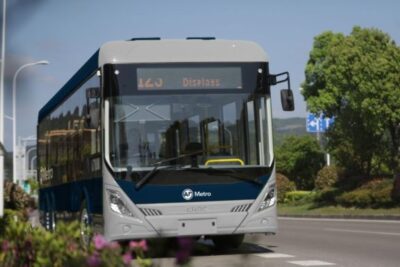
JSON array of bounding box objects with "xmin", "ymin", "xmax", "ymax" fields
[{"xmin": 137, "ymin": 67, "xmax": 242, "ymax": 90}]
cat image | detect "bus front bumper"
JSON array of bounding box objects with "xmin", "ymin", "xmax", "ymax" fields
[{"xmin": 103, "ymin": 200, "xmax": 277, "ymax": 241}]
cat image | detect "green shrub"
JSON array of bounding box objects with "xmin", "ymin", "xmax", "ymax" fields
[
  {"xmin": 0, "ymin": 209, "xmax": 26, "ymax": 236},
  {"xmin": 365, "ymin": 179, "xmax": 395, "ymax": 207},
  {"xmin": 371, "ymin": 185, "xmax": 393, "ymax": 207},
  {"xmin": 392, "ymin": 175, "xmax": 400, "ymax": 203},
  {"xmin": 275, "ymin": 135, "xmax": 325, "ymax": 190},
  {"xmin": 284, "ymin": 191, "xmax": 317, "ymax": 205},
  {"xmin": 27, "ymin": 178, "xmax": 39, "ymax": 194},
  {"xmin": 336, "ymin": 175, "xmax": 365, "ymax": 191},
  {"xmin": 336, "ymin": 189, "xmax": 373, "ymax": 208},
  {"xmin": 315, "ymin": 166, "xmax": 339, "ymax": 190},
  {"xmin": 4, "ymin": 180, "xmax": 35, "ymax": 210},
  {"xmin": 315, "ymin": 188, "xmax": 342, "ymax": 206},
  {"xmin": 336, "ymin": 179, "xmax": 396, "ymax": 208},
  {"xmin": 276, "ymin": 173, "xmax": 296, "ymax": 203},
  {"xmin": 360, "ymin": 178, "xmax": 390, "ymax": 190}
]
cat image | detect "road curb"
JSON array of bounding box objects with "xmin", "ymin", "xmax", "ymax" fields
[{"xmin": 278, "ymin": 214, "xmax": 400, "ymax": 221}]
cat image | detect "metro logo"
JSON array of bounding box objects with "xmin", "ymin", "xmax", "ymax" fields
[
  {"xmin": 194, "ymin": 191, "xmax": 212, "ymax": 197},
  {"xmin": 182, "ymin": 189, "xmax": 194, "ymax": 200},
  {"xmin": 182, "ymin": 188, "xmax": 212, "ymax": 201}
]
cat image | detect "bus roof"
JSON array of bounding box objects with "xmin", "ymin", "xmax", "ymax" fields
[
  {"xmin": 38, "ymin": 39, "xmax": 268, "ymax": 122},
  {"xmin": 99, "ymin": 39, "xmax": 268, "ymax": 65}
]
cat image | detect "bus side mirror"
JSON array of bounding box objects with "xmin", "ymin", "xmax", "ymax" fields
[
  {"xmin": 281, "ymin": 89, "xmax": 295, "ymax": 111},
  {"xmin": 269, "ymin": 72, "xmax": 294, "ymax": 111}
]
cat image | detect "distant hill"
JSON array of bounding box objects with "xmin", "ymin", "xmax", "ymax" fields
[{"xmin": 272, "ymin": 117, "xmax": 311, "ymax": 146}]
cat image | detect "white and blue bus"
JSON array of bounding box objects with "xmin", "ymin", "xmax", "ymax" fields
[{"xmin": 38, "ymin": 37, "xmax": 294, "ymax": 248}]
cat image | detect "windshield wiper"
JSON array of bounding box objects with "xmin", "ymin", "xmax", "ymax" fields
[{"xmin": 135, "ymin": 150, "xmax": 205, "ymax": 189}]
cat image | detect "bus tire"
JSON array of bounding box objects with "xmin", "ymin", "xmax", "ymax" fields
[
  {"xmin": 212, "ymin": 234, "xmax": 245, "ymax": 250},
  {"xmin": 79, "ymin": 200, "xmax": 93, "ymax": 248}
]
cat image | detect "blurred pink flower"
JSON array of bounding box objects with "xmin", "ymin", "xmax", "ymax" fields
[
  {"xmin": 175, "ymin": 249, "xmax": 190, "ymax": 265},
  {"xmin": 122, "ymin": 252, "xmax": 133, "ymax": 265},
  {"xmin": 175, "ymin": 237, "xmax": 194, "ymax": 265},
  {"xmin": 2, "ymin": 240, "xmax": 9, "ymax": 251},
  {"xmin": 129, "ymin": 239, "xmax": 148, "ymax": 251},
  {"xmin": 93, "ymin": 234, "xmax": 108, "ymax": 250},
  {"xmin": 67, "ymin": 242, "xmax": 78, "ymax": 252},
  {"xmin": 108, "ymin": 241, "xmax": 120, "ymax": 249},
  {"xmin": 177, "ymin": 237, "xmax": 193, "ymax": 249},
  {"xmin": 86, "ymin": 254, "xmax": 101, "ymax": 267}
]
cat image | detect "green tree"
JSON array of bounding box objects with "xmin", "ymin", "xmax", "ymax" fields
[
  {"xmin": 275, "ymin": 135, "xmax": 325, "ymax": 190},
  {"xmin": 302, "ymin": 27, "xmax": 400, "ymax": 180}
]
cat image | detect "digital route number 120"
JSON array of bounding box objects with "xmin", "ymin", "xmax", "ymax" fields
[{"xmin": 138, "ymin": 78, "xmax": 164, "ymax": 89}]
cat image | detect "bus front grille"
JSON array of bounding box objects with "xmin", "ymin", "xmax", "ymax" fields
[
  {"xmin": 140, "ymin": 208, "xmax": 163, "ymax": 216},
  {"xmin": 231, "ymin": 203, "xmax": 252, "ymax": 212}
]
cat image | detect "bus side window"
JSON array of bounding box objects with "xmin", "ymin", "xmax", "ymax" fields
[{"xmin": 86, "ymin": 87, "xmax": 100, "ymax": 129}]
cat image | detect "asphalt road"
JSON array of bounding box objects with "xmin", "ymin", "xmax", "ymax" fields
[
  {"xmin": 152, "ymin": 217, "xmax": 400, "ymax": 267},
  {"xmin": 29, "ymin": 211, "xmax": 400, "ymax": 266}
]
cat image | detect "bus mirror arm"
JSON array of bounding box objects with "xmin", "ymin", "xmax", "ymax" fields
[{"xmin": 268, "ymin": 72, "xmax": 295, "ymax": 111}]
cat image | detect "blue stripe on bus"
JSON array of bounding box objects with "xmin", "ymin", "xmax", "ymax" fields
[
  {"xmin": 39, "ymin": 177, "xmax": 103, "ymax": 214},
  {"xmin": 38, "ymin": 174, "xmax": 270, "ymax": 213},
  {"xmin": 117, "ymin": 174, "xmax": 271, "ymax": 204}
]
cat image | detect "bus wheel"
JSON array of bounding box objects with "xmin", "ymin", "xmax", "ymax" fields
[
  {"xmin": 212, "ymin": 234, "xmax": 245, "ymax": 250},
  {"xmin": 79, "ymin": 200, "xmax": 93, "ymax": 248}
]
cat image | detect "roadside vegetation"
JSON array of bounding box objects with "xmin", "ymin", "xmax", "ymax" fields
[
  {"xmin": 277, "ymin": 164, "xmax": 400, "ymax": 216},
  {"xmin": 276, "ymin": 26, "xmax": 400, "ymax": 216}
]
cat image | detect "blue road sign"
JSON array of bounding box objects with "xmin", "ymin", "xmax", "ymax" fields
[
  {"xmin": 306, "ymin": 113, "xmax": 334, "ymax": 133},
  {"xmin": 306, "ymin": 114, "xmax": 319, "ymax": 133}
]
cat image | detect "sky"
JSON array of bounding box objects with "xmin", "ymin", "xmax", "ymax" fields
[{"xmin": 2, "ymin": 0, "xmax": 400, "ymax": 151}]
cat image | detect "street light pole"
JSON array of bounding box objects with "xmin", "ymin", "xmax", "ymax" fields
[
  {"xmin": 12, "ymin": 60, "xmax": 49, "ymax": 184},
  {"xmin": 0, "ymin": 0, "xmax": 7, "ymax": 218}
]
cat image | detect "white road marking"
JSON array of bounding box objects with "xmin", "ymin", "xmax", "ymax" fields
[
  {"xmin": 255, "ymin": 253, "xmax": 294, "ymax": 258},
  {"xmin": 324, "ymin": 228, "xmax": 400, "ymax": 237},
  {"xmin": 288, "ymin": 260, "xmax": 336, "ymax": 266},
  {"xmin": 279, "ymin": 217, "xmax": 400, "ymax": 224}
]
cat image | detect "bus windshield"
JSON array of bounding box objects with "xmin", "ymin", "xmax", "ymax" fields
[{"xmin": 105, "ymin": 63, "xmax": 273, "ymax": 175}]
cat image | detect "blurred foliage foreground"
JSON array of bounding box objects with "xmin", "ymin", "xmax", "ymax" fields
[
  {"xmin": 0, "ymin": 209, "xmax": 152, "ymax": 267},
  {"xmin": 0, "ymin": 182, "xmax": 195, "ymax": 267}
]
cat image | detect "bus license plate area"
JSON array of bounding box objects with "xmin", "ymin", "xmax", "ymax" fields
[{"xmin": 178, "ymin": 218, "xmax": 217, "ymax": 235}]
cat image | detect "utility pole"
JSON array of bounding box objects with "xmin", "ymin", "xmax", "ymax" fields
[{"xmin": 0, "ymin": 0, "xmax": 7, "ymax": 218}]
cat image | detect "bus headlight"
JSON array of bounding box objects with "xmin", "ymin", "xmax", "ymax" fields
[
  {"xmin": 107, "ymin": 189, "xmax": 135, "ymax": 217},
  {"xmin": 258, "ymin": 184, "xmax": 276, "ymax": 212}
]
